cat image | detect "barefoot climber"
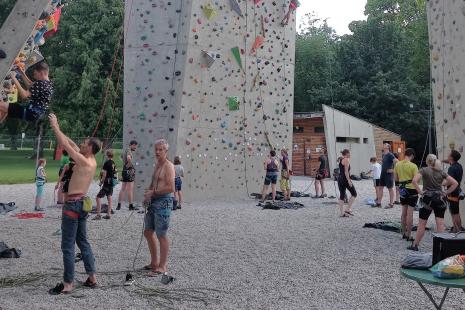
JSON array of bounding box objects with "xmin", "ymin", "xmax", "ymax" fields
[
  {"xmin": 48, "ymin": 113, "xmax": 101, "ymax": 295},
  {"xmin": 143, "ymin": 139, "xmax": 175, "ymax": 275}
]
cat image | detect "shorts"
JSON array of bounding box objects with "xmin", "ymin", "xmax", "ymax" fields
[
  {"xmin": 379, "ymin": 173, "xmax": 394, "ymax": 189},
  {"xmin": 36, "ymin": 181, "xmax": 45, "ymax": 198},
  {"xmin": 264, "ymin": 174, "xmax": 278, "ymax": 185},
  {"xmin": 58, "ymin": 167, "xmax": 64, "ymax": 177},
  {"xmin": 122, "ymin": 167, "xmax": 135, "ymax": 183},
  {"xmin": 337, "ymin": 178, "xmax": 357, "ymax": 201},
  {"xmin": 7, "ymin": 104, "xmax": 41, "ymax": 122},
  {"xmin": 175, "ymin": 176, "xmax": 182, "ymax": 192},
  {"xmin": 373, "ymin": 179, "xmax": 381, "ymax": 187},
  {"xmin": 316, "ymin": 169, "xmax": 327, "ymax": 181},
  {"xmin": 96, "ymin": 183, "xmax": 113, "ymax": 198},
  {"xmin": 144, "ymin": 196, "xmax": 173, "ymax": 237},
  {"xmin": 400, "ymin": 188, "xmax": 418, "ymax": 208},
  {"xmin": 280, "ymin": 172, "xmax": 290, "ymax": 191},
  {"xmin": 448, "ymin": 197, "xmax": 460, "ymax": 215},
  {"xmin": 419, "ymin": 195, "xmax": 448, "ymax": 220}
]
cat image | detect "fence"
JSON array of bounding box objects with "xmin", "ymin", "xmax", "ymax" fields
[{"xmin": 0, "ymin": 134, "xmax": 123, "ymax": 151}]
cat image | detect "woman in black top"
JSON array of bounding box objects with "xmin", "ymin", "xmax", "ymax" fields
[{"xmin": 338, "ymin": 149, "xmax": 357, "ymax": 217}]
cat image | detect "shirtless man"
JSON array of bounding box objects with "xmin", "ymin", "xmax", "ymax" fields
[
  {"xmin": 48, "ymin": 114, "xmax": 101, "ymax": 295},
  {"xmin": 143, "ymin": 139, "xmax": 175, "ymax": 275}
]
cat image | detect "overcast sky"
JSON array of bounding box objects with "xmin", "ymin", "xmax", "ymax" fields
[{"xmin": 296, "ymin": 0, "xmax": 368, "ymax": 35}]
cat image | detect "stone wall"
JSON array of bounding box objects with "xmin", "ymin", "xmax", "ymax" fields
[{"xmin": 124, "ymin": 0, "xmax": 296, "ymax": 201}]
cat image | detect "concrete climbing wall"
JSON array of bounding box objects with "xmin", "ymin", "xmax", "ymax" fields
[
  {"xmin": 427, "ymin": 0, "xmax": 465, "ymax": 224},
  {"xmin": 124, "ymin": 0, "xmax": 296, "ymax": 201}
]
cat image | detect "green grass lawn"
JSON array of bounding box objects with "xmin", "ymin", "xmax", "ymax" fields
[{"xmin": 0, "ymin": 149, "xmax": 123, "ymax": 184}]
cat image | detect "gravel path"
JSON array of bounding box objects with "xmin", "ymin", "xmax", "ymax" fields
[{"xmin": 0, "ymin": 178, "xmax": 463, "ymax": 310}]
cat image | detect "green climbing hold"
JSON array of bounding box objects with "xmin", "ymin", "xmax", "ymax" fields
[
  {"xmin": 231, "ymin": 47, "xmax": 243, "ymax": 71},
  {"xmin": 228, "ymin": 96, "xmax": 240, "ymax": 111}
]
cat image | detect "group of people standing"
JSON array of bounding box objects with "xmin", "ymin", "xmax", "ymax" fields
[{"xmin": 32, "ymin": 114, "xmax": 185, "ymax": 294}]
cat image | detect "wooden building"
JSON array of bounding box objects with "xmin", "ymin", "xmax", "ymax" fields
[{"xmin": 292, "ymin": 106, "xmax": 403, "ymax": 177}]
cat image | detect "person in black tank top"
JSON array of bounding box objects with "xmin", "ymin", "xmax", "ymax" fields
[
  {"xmin": 338, "ymin": 149, "xmax": 357, "ymax": 217},
  {"xmin": 260, "ymin": 150, "xmax": 280, "ymax": 202}
]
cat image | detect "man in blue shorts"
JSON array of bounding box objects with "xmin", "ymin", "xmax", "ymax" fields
[{"xmin": 143, "ymin": 139, "xmax": 175, "ymax": 276}]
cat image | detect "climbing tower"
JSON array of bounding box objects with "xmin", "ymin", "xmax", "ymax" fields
[
  {"xmin": 427, "ymin": 0, "xmax": 465, "ymax": 158},
  {"xmin": 124, "ymin": 0, "xmax": 296, "ymax": 200},
  {"xmin": 427, "ymin": 0, "xmax": 465, "ymax": 223}
]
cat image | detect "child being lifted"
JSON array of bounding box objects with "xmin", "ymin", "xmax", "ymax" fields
[{"xmin": 0, "ymin": 61, "xmax": 53, "ymax": 123}]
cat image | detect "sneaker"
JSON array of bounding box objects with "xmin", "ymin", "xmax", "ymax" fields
[
  {"xmin": 34, "ymin": 206, "xmax": 45, "ymax": 211},
  {"xmin": 407, "ymin": 244, "xmax": 419, "ymax": 251},
  {"xmin": 124, "ymin": 274, "xmax": 134, "ymax": 286},
  {"xmin": 116, "ymin": 204, "xmax": 121, "ymax": 211}
]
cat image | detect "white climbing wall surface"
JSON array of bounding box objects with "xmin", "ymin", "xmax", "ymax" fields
[
  {"xmin": 427, "ymin": 0, "xmax": 465, "ymax": 159},
  {"xmin": 124, "ymin": 0, "xmax": 296, "ymax": 200}
]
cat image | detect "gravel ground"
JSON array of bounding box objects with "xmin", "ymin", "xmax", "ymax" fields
[{"xmin": 0, "ymin": 177, "xmax": 463, "ymax": 310}]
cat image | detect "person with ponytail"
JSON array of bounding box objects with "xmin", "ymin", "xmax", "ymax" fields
[{"xmin": 408, "ymin": 154, "xmax": 458, "ymax": 251}]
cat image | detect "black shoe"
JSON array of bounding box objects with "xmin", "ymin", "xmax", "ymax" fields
[
  {"xmin": 129, "ymin": 206, "xmax": 139, "ymax": 211},
  {"xmin": 407, "ymin": 244, "xmax": 418, "ymax": 251},
  {"xmin": 116, "ymin": 204, "xmax": 121, "ymax": 211},
  {"xmin": 0, "ymin": 49, "xmax": 6, "ymax": 59}
]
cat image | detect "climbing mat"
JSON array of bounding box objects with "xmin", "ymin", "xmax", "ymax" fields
[
  {"xmin": 426, "ymin": 0, "xmax": 465, "ymax": 159},
  {"xmin": 124, "ymin": 0, "xmax": 296, "ymax": 200}
]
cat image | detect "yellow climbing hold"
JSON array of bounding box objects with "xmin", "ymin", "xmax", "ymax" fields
[
  {"xmin": 202, "ymin": 4, "xmax": 216, "ymax": 20},
  {"xmin": 432, "ymin": 52, "xmax": 440, "ymax": 61}
]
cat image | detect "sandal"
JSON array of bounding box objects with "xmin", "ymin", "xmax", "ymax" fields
[
  {"xmin": 345, "ymin": 210, "xmax": 354, "ymax": 216},
  {"xmin": 340, "ymin": 213, "xmax": 349, "ymax": 217},
  {"xmin": 143, "ymin": 264, "xmax": 155, "ymax": 270},
  {"xmin": 384, "ymin": 204, "xmax": 394, "ymax": 209},
  {"xmin": 103, "ymin": 215, "xmax": 111, "ymax": 220},
  {"xmin": 49, "ymin": 282, "xmax": 72, "ymax": 295},
  {"xmin": 83, "ymin": 278, "xmax": 97, "ymax": 288},
  {"xmin": 92, "ymin": 215, "xmax": 102, "ymax": 220},
  {"xmin": 148, "ymin": 270, "xmax": 163, "ymax": 277}
]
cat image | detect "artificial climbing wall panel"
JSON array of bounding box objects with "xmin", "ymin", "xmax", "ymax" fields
[
  {"xmin": 124, "ymin": 0, "xmax": 295, "ymax": 201},
  {"xmin": 427, "ymin": 0, "xmax": 465, "ymax": 158}
]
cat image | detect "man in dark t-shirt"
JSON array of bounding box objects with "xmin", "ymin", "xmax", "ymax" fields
[
  {"xmin": 446, "ymin": 150, "xmax": 463, "ymax": 232},
  {"xmin": 379, "ymin": 143, "xmax": 397, "ymax": 208},
  {"xmin": 0, "ymin": 62, "xmax": 53, "ymax": 122},
  {"xmin": 94, "ymin": 149, "xmax": 117, "ymax": 220},
  {"xmin": 314, "ymin": 148, "xmax": 328, "ymax": 198}
]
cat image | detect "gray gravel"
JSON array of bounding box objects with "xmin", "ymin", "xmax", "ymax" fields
[{"xmin": 0, "ymin": 178, "xmax": 463, "ymax": 310}]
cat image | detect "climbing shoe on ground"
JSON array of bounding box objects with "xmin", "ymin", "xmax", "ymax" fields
[{"xmin": 34, "ymin": 206, "xmax": 45, "ymax": 211}]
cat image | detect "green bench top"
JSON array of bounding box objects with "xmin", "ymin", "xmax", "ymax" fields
[{"xmin": 401, "ymin": 268, "xmax": 465, "ymax": 289}]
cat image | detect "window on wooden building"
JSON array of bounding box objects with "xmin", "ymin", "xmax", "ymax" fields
[
  {"xmin": 314, "ymin": 126, "xmax": 325, "ymax": 133},
  {"xmin": 293, "ymin": 126, "xmax": 304, "ymax": 133},
  {"xmin": 336, "ymin": 137, "xmax": 360, "ymax": 143}
]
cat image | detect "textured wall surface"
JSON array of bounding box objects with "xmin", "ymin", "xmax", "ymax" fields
[
  {"xmin": 427, "ymin": 0, "xmax": 465, "ymax": 224},
  {"xmin": 124, "ymin": 0, "xmax": 296, "ymax": 200},
  {"xmin": 323, "ymin": 105, "xmax": 377, "ymax": 176}
]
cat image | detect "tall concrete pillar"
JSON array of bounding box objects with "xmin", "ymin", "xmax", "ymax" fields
[
  {"xmin": 124, "ymin": 0, "xmax": 296, "ymax": 200},
  {"xmin": 427, "ymin": 0, "xmax": 465, "ymax": 224},
  {"xmin": 0, "ymin": 0, "xmax": 51, "ymax": 81}
]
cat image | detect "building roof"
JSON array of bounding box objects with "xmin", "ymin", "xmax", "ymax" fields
[{"xmin": 294, "ymin": 105, "xmax": 401, "ymax": 138}]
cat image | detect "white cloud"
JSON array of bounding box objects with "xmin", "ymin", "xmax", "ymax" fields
[{"xmin": 296, "ymin": 0, "xmax": 367, "ymax": 34}]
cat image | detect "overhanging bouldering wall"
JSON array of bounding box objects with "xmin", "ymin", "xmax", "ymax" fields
[
  {"xmin": 427, "ymin": 0, "xmax": 465, "ymax": 224},
  {"xmin": 124, "ymin": 0, "xmax": 296, "ymax": 200}
]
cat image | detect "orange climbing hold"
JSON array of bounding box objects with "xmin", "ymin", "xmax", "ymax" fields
[{"xmin": 250, "ymin": 36, "xmax": 265, "ymax": 55}]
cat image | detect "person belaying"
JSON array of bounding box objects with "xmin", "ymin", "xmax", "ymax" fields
[
  {"xmin": 143, "ymin": 139, "xmax": 175, "ymax": 276},
  {"xmin": 379, "ymin": 143, "xmax": 397, "ymax": 209},
  {"xmin": 443, "ymin": 150, "xmax": 464, "ymax": 233},
  {"xmin": 48, "ymin": 113, "xmax": 101, "ymax": 295},
  {"xmin": 0, "ymin": 62, "xmax": 53, "ymax": 123},
  {"xmin": 117, "ymin": 140, "xmax": 138, "ymax": 211},
  {"xmin": 281, "ymin": 0, "xmax": 300, "ymax": 26},
  {"xmin": 394, "ymin": 148, "xmax": 418, "ymax": 242},
  {"xmin": 260, "ymin": 150, "xmax": 280, "ymax": 203},
  {"xmin": 408, "ymin": 154, "xmax": 458, "ymax": 251},
  {"xmin": 280, "ymin": 148, "xmax": 291, "ymax": 201}
]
